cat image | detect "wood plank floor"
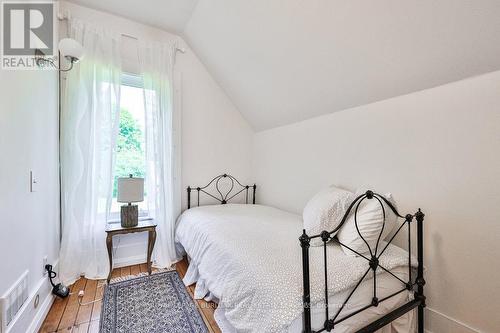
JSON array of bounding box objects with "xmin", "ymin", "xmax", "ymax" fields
[{"xmin": 39, "ymin": 258, "xmax": 221, "ymax": 333}]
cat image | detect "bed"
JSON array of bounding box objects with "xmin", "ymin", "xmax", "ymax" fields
[{"xmin": 175, "ymin": 174, "xmax": 426, "ymax": 333}]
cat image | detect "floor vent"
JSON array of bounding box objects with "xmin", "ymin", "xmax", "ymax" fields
[{"xmin": 0, "ymin": 270, "xmax": 29, "ymax": 332}]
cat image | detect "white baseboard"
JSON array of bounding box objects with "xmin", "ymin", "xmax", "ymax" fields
[
  {"xmin": 5, "ymin": 261, "xmax": 58, "ymax": 333},
  {"xmin": 111, "ymin": 232, "xmax": 149, "ymax": 269},
  {"xmin": 425, "ymin": 307, "xmax": 481, "ymax": 333},
  {"xmin": 25, "ymin": 291, "xmax": 54, "ymax": 333},
  {"xmin": 112, "ymin": 234, "xmax": 149, "ymax": 269},
  {"xmin": 113, "ymin": 254, "xmax": 147, "ymax": 269}
]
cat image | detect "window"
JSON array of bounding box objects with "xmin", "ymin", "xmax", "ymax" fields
[{"xmin": 109, "ymin": 73, "xmax": 149, "ymax": 222}]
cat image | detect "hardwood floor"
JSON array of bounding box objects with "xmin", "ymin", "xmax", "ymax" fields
[{"xmin": 39, "ymin": 258, "xmax": 221, "ymax": 333}]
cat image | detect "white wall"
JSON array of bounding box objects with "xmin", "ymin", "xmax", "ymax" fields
[
  {"xmin": 253, "ymin": 71, "xmax": 500, "ymax": 333},
  {"xmin": 0, "ymin": 69, "xmax": 59, "ymax": 332},
  {"xmin": 60, "ymin": 1, "xmax": 254, "ymax": 266},
  {"xmin": 177, "ymin": 48, "xmax": 254, "ymax": 208}
]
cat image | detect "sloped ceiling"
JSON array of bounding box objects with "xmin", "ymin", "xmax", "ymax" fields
[
  {"xmin": 66, "ymin": 0, "xmax": 199, "ymax": 33},
  {"xmin": 183, "ymin": 0, "xmax": 500, "ymax": 130},
  {"xmin": 69, "ymin": 0, "xmax": 500, "ymax": 131}
]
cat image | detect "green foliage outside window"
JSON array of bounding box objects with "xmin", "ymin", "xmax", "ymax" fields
[{"xmin": 113, "ymin": 108, "xmax": 146, "ymax": 197}]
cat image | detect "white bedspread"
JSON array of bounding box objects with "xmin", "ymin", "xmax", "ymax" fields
[{"xmin": 175, "ymin": 204, "xmax": 413, "ymax": 333}]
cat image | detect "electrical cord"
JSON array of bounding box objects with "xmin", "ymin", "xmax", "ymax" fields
[
  {"xmin": 76, "ymin": 282, "xmax": 105, "ymax": 306},
  {"xmin": 46, "ymin": 265, "xmax": 58, "ymax": 288},
  {"xmin": 46, "ymin": 264, "xmax": 107, "ymax": 303},
  {"xmin": 78, "ymin": 297, "xmax": 102, "ymax": 306},
  {"xmin": 45, "ymin": 264, "xmax": 70, "ymax": 298}
]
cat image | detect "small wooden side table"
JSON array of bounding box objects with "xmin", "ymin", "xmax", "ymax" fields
[{"xmin": 105, "ymin": 220, "xmax": 157, "ymax": 283}]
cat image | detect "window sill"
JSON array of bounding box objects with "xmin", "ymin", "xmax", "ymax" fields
[{"xmin": 107, "ymin": 216, "xmax": 153, "ymax": 225}]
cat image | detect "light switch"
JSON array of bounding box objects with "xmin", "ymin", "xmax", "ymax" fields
[{"xmin": 30, "ymin": 170, "xmax": 38, "ymax": 192}]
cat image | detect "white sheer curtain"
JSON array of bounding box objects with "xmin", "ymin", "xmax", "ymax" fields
[
  {"xmin": 139, "ymin": 41, "xmax": 180, "ymax": 268},
  {"xmin": 59, "ymin": 19, "xmax": 122, "ymax": 284}
]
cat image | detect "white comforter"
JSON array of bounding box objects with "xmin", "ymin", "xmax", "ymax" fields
[{"xmin": 175, "ymin": 204, "xmax": 412, "ymax": 333}]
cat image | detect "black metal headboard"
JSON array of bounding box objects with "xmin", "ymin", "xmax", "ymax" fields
[{"xmin": 187, "ymin": 174, "xmax": 256, "ymax": 209}]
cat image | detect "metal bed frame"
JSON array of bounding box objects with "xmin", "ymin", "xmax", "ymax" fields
[
  {"xmin": 187, "ymin": 173, "xmax": 256, "ymax": 209},
  {"xmin": 186, "ymin": 174, "xmax": 425, "ymax": 333},
  {"xmin": 300, "ymin": 190, "xmax": 425, "ymax": 333}
]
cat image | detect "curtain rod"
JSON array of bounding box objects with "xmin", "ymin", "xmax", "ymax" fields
[
  {"xmin": 57, "ymin": 12, "xmax": 186, "ymax": 53},
  {"xmin": 121, "ymin": 33, "xmax": 186, "ymax": 53}
]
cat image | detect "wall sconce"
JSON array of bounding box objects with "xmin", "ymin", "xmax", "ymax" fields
[{"xmin": 35, "ymin": 38, "xmax": 84, "ymax": 72}]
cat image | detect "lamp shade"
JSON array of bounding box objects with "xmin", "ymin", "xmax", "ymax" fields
[
  {"xmin": 58, "ymin": 38, "xmax": 84, "ymax": 62},
  {"xmin": 117, "ymin": 176, "xmax": 144, "ymax": 203}
]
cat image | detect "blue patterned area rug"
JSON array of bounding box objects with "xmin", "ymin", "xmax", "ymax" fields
[{"xmin": 100, "ymin": 271, "xmax": 208, "ymax": 333}]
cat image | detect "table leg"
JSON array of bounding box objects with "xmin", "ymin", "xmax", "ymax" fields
[
  {"xmin": 147, "ymin": 229, "xmax": 157, "ymax": 275},
  {"xmin": 106, "ymin": 234, "xmax": 113, "ymax": 283}
]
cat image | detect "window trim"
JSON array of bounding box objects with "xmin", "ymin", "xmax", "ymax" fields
[
  {"xmin": 108, "ymin": 73, "xmax": 149, "ymax": 224},
  {"xmin": 121, "ymin": 72, "xmax": 144, "ymax": 88}
]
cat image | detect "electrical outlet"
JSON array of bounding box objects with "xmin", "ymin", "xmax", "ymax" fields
[{"xmin": 43, "ymin": 256, "xmax": 48, "ymax": 276}]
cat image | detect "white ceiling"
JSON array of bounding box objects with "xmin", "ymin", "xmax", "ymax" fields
[
  {"xmin": 69, "ymin": 0, "xmax": 500, "ymax": 131},
  {"xmin": 183, "ymin": 0, "xmax": 500, "ymax": 130},
  {"xmin": 66, "ymin": 0, "xmax": 199, "ymax": 33}
]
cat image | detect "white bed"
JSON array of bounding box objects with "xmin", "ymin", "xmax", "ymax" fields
[{"xmin": 175, "ymin": 204, "xmax": 415, "ymax": 333}]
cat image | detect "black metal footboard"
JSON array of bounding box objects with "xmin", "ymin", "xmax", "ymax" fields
[{"xmin": 300, "ymin": 190, "xmax": 426, "ymax": 333}]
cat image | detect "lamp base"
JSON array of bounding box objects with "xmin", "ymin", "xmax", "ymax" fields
[{"xmin": 121, "ymin": 204, "xmax": 138, "ymax": 227}]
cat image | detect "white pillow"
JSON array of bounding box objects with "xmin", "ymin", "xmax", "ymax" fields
[
  {"xmin": 303, "ymin": 186, "xmax": 355, "ymax": 247},
  {"xmin": 337, "ymin": 190, "xmax": 398, "ymax": 256}
]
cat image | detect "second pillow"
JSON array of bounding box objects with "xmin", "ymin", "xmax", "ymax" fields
[{"xmin": 303, "ymin": 186, "xmax": 355, "ymax": 247}]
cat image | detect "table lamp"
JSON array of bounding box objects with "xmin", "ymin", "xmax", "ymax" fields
[{"xmin": 117, "ymin": 175, "xmax": 144, "ymax": 227}]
